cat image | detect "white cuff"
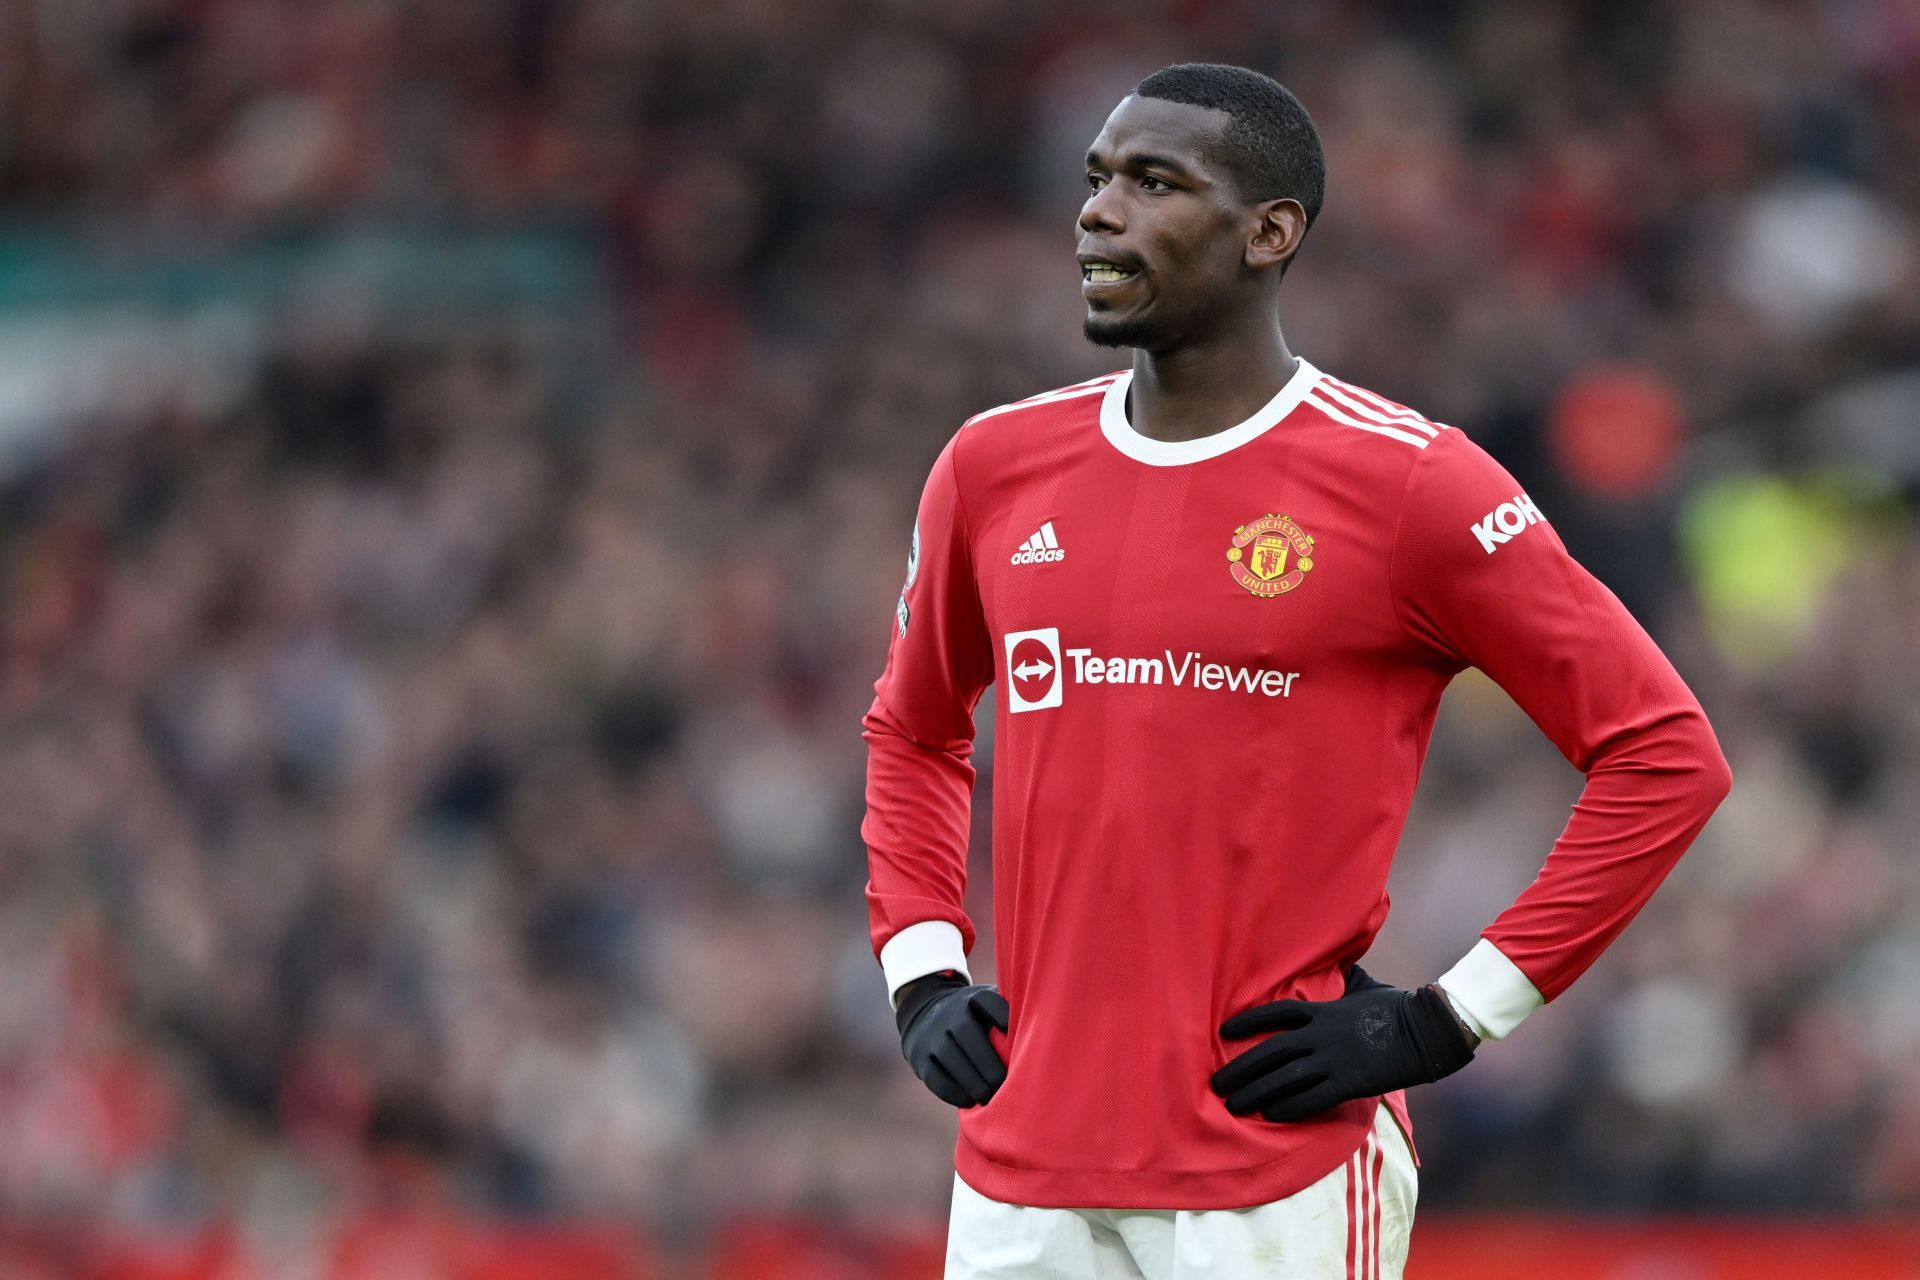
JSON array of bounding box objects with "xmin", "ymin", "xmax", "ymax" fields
[
  {"xmin": 880, "ymin": 920, "xmax": 971, "ymax": 1009},
  {"xmin": 1437, "ymin": 939, "xmax": 1544, "ymax": 1041}
]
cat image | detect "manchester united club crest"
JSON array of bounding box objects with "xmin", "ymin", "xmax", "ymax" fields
[{"xmin": 1227, "ymin": 514, "xmax": 1316, "ymax": 598}]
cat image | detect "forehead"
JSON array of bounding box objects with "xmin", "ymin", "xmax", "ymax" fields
[{"xmin": 1086, "ymin": 94, "xmax": 1234, "ymax": 172}]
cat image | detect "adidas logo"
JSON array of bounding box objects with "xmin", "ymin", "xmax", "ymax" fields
[{"xmin": 1011, "ymin": 521, "xmax": 1065, "ymax": 565}]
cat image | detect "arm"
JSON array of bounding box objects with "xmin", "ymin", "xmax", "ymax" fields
[
  {"xmin": 863, "ymin": 433, "xmax": 1010, "ymax": 1106},
  {"xmin": 1212, "ymin": 430, "xmax": 1729, "ymax": 1122},
  {"xmin": 1393, "ymin": 431, "xmax": 1732, "ymax": 1038}
]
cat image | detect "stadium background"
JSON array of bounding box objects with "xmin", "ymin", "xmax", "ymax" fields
[{"xmin": 2, "ymin": 0, "xmax": 1918, "ymax": 1276}]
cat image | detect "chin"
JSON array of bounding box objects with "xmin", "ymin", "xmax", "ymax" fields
[{"xmin": 1083, "ymin": 311, "xmax": 1167, "ymax": 350}]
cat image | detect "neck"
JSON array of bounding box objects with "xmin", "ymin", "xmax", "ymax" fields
[{"xmin": 1126, "ymin": 319, "xmax": 1297, "ymax": 444}]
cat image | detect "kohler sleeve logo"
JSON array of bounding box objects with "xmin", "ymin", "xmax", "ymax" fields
[{"xmin": 1470, "ymin": 493, "xmax": 1545, "ymax": 554}]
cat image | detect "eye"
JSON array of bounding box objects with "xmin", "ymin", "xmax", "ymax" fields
[
  {"xmin": 1086, "ymin": 172, "xmax": 1107, "ymax": 190},
  {"xmin": 1140, "ymin": 174, "xmax": 1172, "ymax": 192}
]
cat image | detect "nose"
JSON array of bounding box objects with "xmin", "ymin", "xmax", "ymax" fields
[{"xmin": 1079, "ymin": 182, "xmax": 1124, "ymax": 235}]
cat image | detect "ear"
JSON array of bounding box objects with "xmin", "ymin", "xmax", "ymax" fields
[{"xmin": 1246, "ymin": 197, "xmax": 1308, "ymax": 273}]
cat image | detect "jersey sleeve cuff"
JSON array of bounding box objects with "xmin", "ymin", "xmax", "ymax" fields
[
  {"xmin": 1438, "ymin": 939, "xmax": 1544, "ymax": 1041},
  {"xmin": 880, "ymin": 920, "xmax": 972, "ymax": 1009}
]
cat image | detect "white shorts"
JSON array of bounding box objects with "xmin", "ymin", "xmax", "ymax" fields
[{"xmin": 945, "ymin": 1106, "xmax": 1416, "ymax": 1280}]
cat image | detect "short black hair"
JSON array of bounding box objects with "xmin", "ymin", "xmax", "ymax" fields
[{"xmin": 1133, "ymin": 63, "xmax": 1325, "ymax": 229}]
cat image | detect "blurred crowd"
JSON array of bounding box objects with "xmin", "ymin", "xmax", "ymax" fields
[{"xmin": 3, "ymin": 0, "xmax": 1920, "ymax": 1260}]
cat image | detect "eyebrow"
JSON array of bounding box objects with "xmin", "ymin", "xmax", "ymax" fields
[{"xmin": 1085, "ymin": 150, "xmax": 1201, "ymax": 180}]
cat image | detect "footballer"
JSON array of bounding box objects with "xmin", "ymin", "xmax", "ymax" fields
[{"xmin": 862, "ymin": 63, "xmax": 1730, "ymax": 1279}]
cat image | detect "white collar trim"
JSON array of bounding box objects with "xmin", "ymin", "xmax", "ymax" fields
[{"xmin": 1099, "ymin": 357, "xmax": 1320, "ymax": 466}]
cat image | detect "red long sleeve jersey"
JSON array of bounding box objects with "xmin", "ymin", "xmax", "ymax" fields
[{"xmin": 862, "ymin": 359, "xmax": 1731, "ymax": 1211}]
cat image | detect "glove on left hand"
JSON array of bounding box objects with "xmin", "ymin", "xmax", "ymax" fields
[{"xmin": 1210, "ymin": 967, "xmax": 1476, "ymax": 1122}]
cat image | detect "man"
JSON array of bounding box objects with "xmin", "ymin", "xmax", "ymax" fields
[{"xmin": 862, "ymin": 63, "xmax": 1730, "ymax": 1279}]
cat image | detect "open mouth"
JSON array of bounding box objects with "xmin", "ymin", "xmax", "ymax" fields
[{"xmin": 1082, "ymin": 263, "xmax": 1140, "ymax": 285}]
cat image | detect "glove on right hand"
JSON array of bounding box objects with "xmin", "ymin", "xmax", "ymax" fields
[{"xmin": 895, "ymin": 973, "xmax": 1011, "ymax": 1108}]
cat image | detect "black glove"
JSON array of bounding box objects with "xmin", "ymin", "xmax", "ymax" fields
[
  {"xmin": 1209, "ymin": 966, "xmax": 1477, "ymax": 1122},
  {"xmin": 895, "ymin": 973, "xmax": 1011, "ymax": 1107}
]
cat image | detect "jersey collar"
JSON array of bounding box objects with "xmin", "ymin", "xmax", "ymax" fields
[{"xmin": 1099, "ymin": 357, "xmax": 1320, "ymax": 466}]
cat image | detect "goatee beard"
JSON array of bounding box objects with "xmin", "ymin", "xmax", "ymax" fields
[{"xmin": 1083, "ymin": 314, "xmax": 1161, "ymax": 349}]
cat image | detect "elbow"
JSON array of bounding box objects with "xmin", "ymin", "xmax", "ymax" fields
[{"xmin": 1696, "ymin": 725, "xmax": 1734, "ymax": 814}]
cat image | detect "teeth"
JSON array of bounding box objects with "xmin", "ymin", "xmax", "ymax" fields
[{"xmin": 1085, "ymin": 264, "xmax": 1134, "ymax": 283}]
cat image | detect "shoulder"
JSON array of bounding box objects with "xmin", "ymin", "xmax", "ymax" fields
[
  {"xmin": 1296, "ymin": 368, "xmax": 1537, "ymax": 540},
  {"xmin": 960, "ymin": 371, "xmax": 1126, "ymax": 434},
  {"xmin": 1296, "ymin": 366, "xmax": 1521, "ymax": 514},
  {"xmin": 927, "ymin": 372, "xmax": 1123, "ymax": 513},
  {"xmin": 1294, "ymin": 365, "xmax": 1456, "ymax": 458},
  {"xmin": 943, "ymin": 370, "xmax": 1125, "ymax": 487}
]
